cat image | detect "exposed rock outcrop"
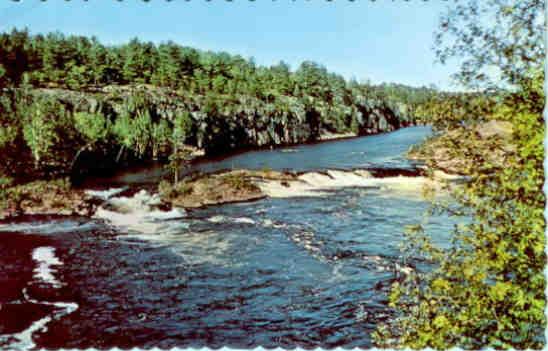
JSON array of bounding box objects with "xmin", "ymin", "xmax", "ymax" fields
[
  {"xmin": 158, "ymin": 170, "xmax": 289, "ymax": 208},
  {"xmin": 158, "ymin": 167, "xmax": 457, "ymax": 209},
  {"xmin": 407, "ymin": 120, "xmax": 514, "ymax": 175},
  {"xmin": 32, "ymin": 85, "xmax": 415, "ymax": 156},
  {"xmin": 0, "ymin": 179, "xmax": 94, "ymax": 219}
]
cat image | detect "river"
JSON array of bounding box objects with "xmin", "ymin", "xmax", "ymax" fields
[{"xmin": 0, "ymin": 126, "xmax": 460, "ymax": 349}]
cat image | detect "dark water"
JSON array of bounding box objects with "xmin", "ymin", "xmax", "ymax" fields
[
  {"xmin": 108, "ymin": 126, "xmax": 431, "ymax": 185},
  {"xmin": 0, "ymin": 126, "xmax": 461, "ymax": 349}
]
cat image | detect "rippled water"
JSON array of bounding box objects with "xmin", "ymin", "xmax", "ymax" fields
[{"xmin": 0, "ymin": 126, "xmax": 462, "ymax": 349}]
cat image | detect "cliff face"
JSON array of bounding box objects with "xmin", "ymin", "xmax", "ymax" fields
[
  {"xmin": 1, "ymin": 85, "xmax": 416, "ymax": 182},
  {"xmin": 35, "ymin": 85, "xmax": 415, "ymax": 155}
]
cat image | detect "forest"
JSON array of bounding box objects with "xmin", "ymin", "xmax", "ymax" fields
[
  {"xmin": 0, "ymin": 0, "xmax": 545, "ymax": 346},
  {"xmin": 0, "ymin": 28, "xmax": 445, "ymax": 182}
]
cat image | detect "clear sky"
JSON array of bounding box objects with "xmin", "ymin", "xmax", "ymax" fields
[{"xmin": 0, "ymin": 0, "xmax": 462, "ymax": 90}]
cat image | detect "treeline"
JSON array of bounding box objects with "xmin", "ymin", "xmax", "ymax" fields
[
  {"xmin": 0, "ymin": 28, "xmax": 440, "ymax": 109},
  {"xmin": 0, "ymin": 28, "xmax": 441, "ymax": 182}
]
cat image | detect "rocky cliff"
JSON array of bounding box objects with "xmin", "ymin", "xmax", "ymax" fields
[
  {"xmin": 34, "ymin": 85, "xmax": 415, "ymax": 155},
  {"xmin": 1, "ymin": 85, "xmax": 416, "ymax": 181}
]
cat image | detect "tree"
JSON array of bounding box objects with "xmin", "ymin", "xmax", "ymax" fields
[
  {"xmin": 71, "ymin": 111, "xmax": 110, "ymax": 171},
  {"xmin": 122, "ymin": 38, "xmax": 145, "ymax": 84},
  {"xmin": 0, "ymin": 28, "xmax": 31, "ymax": 86},
  {"xmin": 151, "ymin": 119, "xmax": 172, "ymax": 160},
  {"xmin": 375, "ymin": 0, "xmax": 546, "ymax": 348},
  {"xmin": 168, "ymin": 111, "xmax": 192, "ymax": 184},
  {"xmin": 88, "ymin": 36, "xmax": 108, "ymax": 86},
  {"xmin": 65, "ymin": 64, "xmax": 89, "ymax": 90},
  {"xmin": 112, "ymin": 110, "xmax": 136, "ymax": 162},
  {"xmin": 0, "ymin": 28, "xmax": 439, "ymax": 181},
  {"xmin": 133, "ymin": 109, "xmax": 152, "ymax": 157},
  {"xmin": 22, "ymin": 97, "xmax": 64, "ymax": 170},
  {"xmin": 434, "ymin": 0, "xmax": 544, "ymax": 89},
  {"xmin": 153, "ymin": 42, "xmax": 183, "ymax": 88}
]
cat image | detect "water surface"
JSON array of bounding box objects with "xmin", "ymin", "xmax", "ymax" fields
[{"xmin": 0, "ymin": 126, "xmax": 461, "ymax": 349}]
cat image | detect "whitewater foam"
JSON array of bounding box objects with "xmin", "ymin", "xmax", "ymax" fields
[
  {"xmin": 93, "ymin": 189, "xmax": 186, "ymax": 235},
  {"xmin": 257, "ymin": 168, "xmax": 461, "ymax": 199},
  {"xmin": 0, "ymin": 220, "xmax": 98, "ymax": 234},
  {"xmin": 11, "ymin": 288, "xmax": 79, "ymax": 351},
  {"xmin": 207, "ymin": 215, "xmax": 256, "ymax": 224},
  {"xmin": 1, "ymin": 246, "xmax": 78, "ymax": 350},
  {"xmin": 32, "ymin": 246, "xmax": 63, "ymax": 288},
  {"xmin": 85, "ymin": 187, "xmax": 127, "ymax": 201}
]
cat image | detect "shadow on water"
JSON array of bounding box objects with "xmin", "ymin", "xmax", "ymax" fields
[{"xmin": 89, "ymin": 125, "xmax": 432, "ymax": 186}]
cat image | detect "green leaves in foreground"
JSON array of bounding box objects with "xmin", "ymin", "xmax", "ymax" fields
[
  {"xmin": 374, "ymin": 76, "xmax": 545, "ymax": 349},
  {"xmin": 373, "ymin": 0, "xmax": 545, "ymax": 347}
]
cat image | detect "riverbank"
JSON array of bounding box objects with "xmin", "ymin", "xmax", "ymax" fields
[
  {"xmin": 0, "ymin": 179, "xmax": 95, "ymax": 220},
  {"xmin": 1, "ymin": 83, "xmax": 416, "ymax": 184},
  {"xmin": 0, "ymin": 124, "xmax": 461, "ymax": 350},
  {"xmin": 407, "ymin": 120, "xmax": 513, "ymax": 175},
  {"xmin": 1, "ymin": 125, "xmax": 470, "ymax": 219}
]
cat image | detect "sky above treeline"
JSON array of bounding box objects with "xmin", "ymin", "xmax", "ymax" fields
[{"xmin": 0, "ymin": 1, "xmax": 462, "ymax": 91}]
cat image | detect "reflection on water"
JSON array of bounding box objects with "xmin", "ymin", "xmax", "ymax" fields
[{"xmin": 108, "ymin": 126, "xmax": 432, "ymax": 185}]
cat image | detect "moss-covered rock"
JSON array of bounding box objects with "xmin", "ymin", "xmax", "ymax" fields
[
  {"xmin": 158, "ymin": 169, "xmax": 295, "ymax": 208},
  {"xmin": 0, "ymin": 178, "xmax": 93, "ymax": 219}
]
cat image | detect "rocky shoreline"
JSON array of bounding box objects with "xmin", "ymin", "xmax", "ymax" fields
[
  {"xmin": 4, "ymin": 121, "xmax": 502, "ymax": 220},
  {"xmin": 0, "ymin": 179, "xmax": 95, "ymax": 220},
  {"xmin": 0, "ymin": 164, "xmax": 464, "ymax": 221},
  {"xmin": 30, "ymin": 85, "xmax": 416, "ymax": 156},
  {"xmin": 407, "ymin": 120, "xmax": 513, "ymax": 175}
]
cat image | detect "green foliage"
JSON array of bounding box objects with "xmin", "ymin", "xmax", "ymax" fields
[
  {"xmin": 0, "ymin": 28, "xmax": 447, "ymax": 180},
  {"xmin": 21, "ymin": 97, "xmax": 65, "ymax": 169},
  {"xmin": 133, "ymin": 109, "xmax": 152, "ymax": 156},
  {"xmin": 173, "ymin": 111, "xmax": 192, "ymax": 145},
  {"xmin": 73, "ymin": 111, "xmax": 110, "ymax": 143},
  {"xmin": 166, "ymin": 148, "xmax": 193, "ymax": 185},
  {"xmin": 376, "ymin": 93, "xmax": 545, "ymax": 349},
  {"xmin": 375, "ymin": 0, "xmax": 545, "ymax": 346},
  {"xmin": 112, "ymin": 110, "xmax": 136, "ymax": 149},
  {"xmin": 165, "ymin": 111, "xmax": 193, "ymax": 184},
  {"xmin": 151, "ymin": 119, "xmax": 172, "ymax": 159},
  {"xmin": 0, "ymin": 119, "xmax": 18, "ymax": 149},
  {"xmin": 0, "ymin": 28, "xmax": 441, "ymax": 127},
  {"xmin": 434, "ymin": 0, "xmax": 544, "ymax": 89}
]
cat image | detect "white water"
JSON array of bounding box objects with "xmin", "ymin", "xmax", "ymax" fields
[
  {"xmin": 90, "ymin": 170, "xmax": 460, "ymax": 236},
  {"xmin": 32, "ymin": 247, "xmax": 63, "ymax": 288},
  {"xmin": 90, "ymin": 189, "xmax": 245, "ymax": 266},
  {"xmin": 84, "ymin": 187, "xmax": 127, "ymax": 201},
  {"xmin": 93, "ymin": 189, "xmax": 186, "ymax": 235},
  {"xmin": 85, "ymin": 170, "xmax": 459, "ymax": 270},
  {"xmin": 2, "ymin": 246, "xmax": 79, "ymax": 351},
  {"xmin": 207, "ymin": 215, "xmax": 256, "ymax": 224},
  {"xmin": 0, "ymin": 220, "xmax": 98, "ymax": 234},
  {"xmin": 257, "ymin": 169, "xmax": 459, "ymax": 199}
]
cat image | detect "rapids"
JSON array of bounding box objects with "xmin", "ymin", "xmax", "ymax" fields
[{"xmin": 0, "ymin": 126, "xmax": 465, "ymax": 349}]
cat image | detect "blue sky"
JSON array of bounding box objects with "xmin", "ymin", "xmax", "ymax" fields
[{"xmin": 0, "ymin": 1, "xmax": 461, "ymax": 90}]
